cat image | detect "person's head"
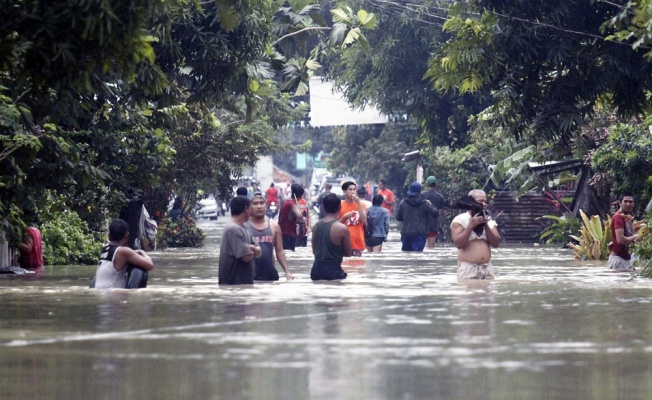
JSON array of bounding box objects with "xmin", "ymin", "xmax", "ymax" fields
[
  {"xmin": 230, "ymin": 195, "xmax": 251, "ymax": 216},
  {"xmin": 468, "ymin": 189, "xmax": 488, "ymax": 210},
  {"xmin": 108, "ymin": 219, "xmax": 129, "ymax": 242},
  {"xmin": 270, "ymin": 182, "xmax": 275, "ymax": 188},
  {"xmin": 324, "ymin": 182, "xmax": 332, "ymax": 191},
  {"xmin": 252, "ymin": 181, "xmax": 259, "ymax": 189},
  {"xmin": 372, "ymin": 194, "xmax": 384, "ymax": 206},
  {"xmin": 356, "ymin": 186, "xmax": 367, "ymax": 199},
  {"xmin": 249, "ymin": 192, "xmax": 266, "ymax": 218},
  {"xmin": 426, "ymin": 176, "xmax": 437, "ymax": 188},
  {"xmin": 378, "ymin": 179, "xmax": 387, "ymax": 189},
  {"xmin": 322, "ymin": 193, "xmax": 342, "ymax": 214},
  {"xmin": 236, "ymin": 186, "xmax": 248, "ymax": 196},
  {"xmin": 342, "ymin": 181, "xmax": 356, "ymax": 199},
  {"xmin": 290, "ymin": 183, "xmax": 304, "ymax": 199},
  {"xmin": 619, "ymin": 190, "xmax": 635, "ymax": 214},
  {"xmin": 407, "ymin": 182, "xmax": 422, "ymax": 197}
]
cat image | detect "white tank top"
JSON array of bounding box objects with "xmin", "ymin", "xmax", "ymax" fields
[{"xmin": 94, "ymin": 244, "xmax": 127, "ymax": 289}]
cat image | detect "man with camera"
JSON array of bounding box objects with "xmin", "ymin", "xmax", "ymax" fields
[{"xmin": 451, "ymin": 189, "xmax": 501, "ymax": 280}]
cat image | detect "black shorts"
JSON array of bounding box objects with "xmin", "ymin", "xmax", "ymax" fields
[
  {"xmin": 282, "ymin": 235, "xmax": 296, "ymax": 251},
  {"xmin": 311, "ymin": 260, "xmax": 347, "ymax": 281},
  {"xmin": 365, "ymin": 236, "xmax": 384, "ymax": 247}
]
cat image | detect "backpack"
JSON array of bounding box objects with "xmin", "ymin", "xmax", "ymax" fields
[{"xmin": 364, "ymin": 211, "xmax": 373, "ymax": 239}]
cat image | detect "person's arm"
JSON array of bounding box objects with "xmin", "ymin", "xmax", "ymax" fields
[
  {"xmin": 241, "ymin": 244, "xmax": 261, "ymax": 262},
  {"xmin": 395, "ymin": 201, "xmax": 404, "ymax": 222},
  {"xmin": 485, "ymin": 221, "xmax": 501, "ymax": 248},
  {"xmin": 18, "ymin": 232, "xmax": 33, "ymax": 254},
  {"xmin": 272, "ymin": 222, "xmax": 293, "ymax": 280},
  {"xmin": 118, "ymin": 248, "xmax": 155, "ymax": 271},
  {"xmin": 615, "ymin": 228, "xmax": 640, "ymax": 247},
  {"xmin": 384, "ymin": 191, "xmax": 395, "ymax": 206},
  {"xmin": 338, "ymin": 224, "xmax": 353, "ymax": 257},
  {"xmin": 383, "ymin": 210, "xmax": 390, "ymax": 236},
  {"xmin": 291, "ymin": 203, "xmax": 305, "ymax": 225},
  {"xmin": 451, "ymin": 213, "xmax": 485, "ymax": 249},
  {"xmin": 357, "ymin": 199, "xmax": 367, "ymax": 225}
]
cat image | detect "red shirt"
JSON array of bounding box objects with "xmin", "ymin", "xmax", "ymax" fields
[
  {"xmin": 611, "ymin": 211, "xmax": 633, "ymax": 260},
  {"xmin": 377, "ymin": 188, "xmax": 395, "ymax": 216},
  {"xmin": 278, "ymin": 200, "xmax": 298, "ymax": 237},
  {"xmin": 266, "ymin": 187, "xmax": 279, "ymax": 204}
]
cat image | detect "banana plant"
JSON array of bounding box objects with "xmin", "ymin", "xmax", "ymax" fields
[{"xmin": 568, "ymin": 210, "xmax": 612, "ymax": 261}]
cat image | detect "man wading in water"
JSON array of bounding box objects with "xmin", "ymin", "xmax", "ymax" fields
[{"xmin": 451, "ymin": 189, "xmax": 501, "ymax": 280}]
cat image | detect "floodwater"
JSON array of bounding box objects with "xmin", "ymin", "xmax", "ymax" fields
[{"xmin": 1, "ymin": 218, "xmax": 652, "ymax": 400}]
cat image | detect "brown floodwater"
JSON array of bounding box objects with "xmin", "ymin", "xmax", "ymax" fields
[{"xmin": 1, "ymin": 218, "xmax": 651, "ymax": 400}]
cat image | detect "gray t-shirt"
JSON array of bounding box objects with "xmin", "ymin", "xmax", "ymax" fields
[{"xmin": 218, "ymin": 221, "xmax": 256, "ymax": 284}]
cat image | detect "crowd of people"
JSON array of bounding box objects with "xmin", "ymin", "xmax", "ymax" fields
[{"xmin": 78, "ymin": 177, "xmax": 642, "ymax": 288}]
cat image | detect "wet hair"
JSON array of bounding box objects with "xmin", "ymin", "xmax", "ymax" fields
[
  {"xmin": 291, "ymin": 183, "xmax": 304, "ymax": 199},
  {"xmin": 372, "ymin": 194, "xmax": 384, "ymax": 206},
  {"xmin": 356, "ymin": 186, "xmax": 367, "ymax": 197},
  {"xmin": 378, "ymin": 179, "xmax": 386, "ymax": 185},
  {"xmin": 236, "ymin": 187, "xmax": 248, "ymax": 196},
  {"xmin": 341, "ymin": 181, "xmax": 356, "ymax": 191},
  {"xmin": 322, "ymin": 193, "xmax": 342, "ymax": 214},
  {"xmin": 270, "ymin": 182, "xmax": 275, "ymax": 188},
  {"xmin": 230, "ymin": 196, "xmax": 251, "ymax": 216},
  {"xmin": 620, "ymin": 190, "xmax": 634, "ymax": 201},
  {"xmin": 109, "ymin": 219, "xmax": 129, "ymax": 241}
]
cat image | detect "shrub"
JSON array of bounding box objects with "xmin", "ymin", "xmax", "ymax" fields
[
  {"xmin": 157, "ymin": 216, "xmax": 205, "ymax": 248},
  {"xmin": 40, "ymin": 209, "xmax": 103, "ymax": 265},
  {"xmin": 568, "ymin": 210, "xmax": 612, "ymax": 260},
  {"xmin": 538, "ymin": 213, "xmax": 581, "ymax": 244}
]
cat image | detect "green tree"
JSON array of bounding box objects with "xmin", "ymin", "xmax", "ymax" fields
[{"xmin": 426, "ymin": 0, "xmax": 652, "ymax": 144}]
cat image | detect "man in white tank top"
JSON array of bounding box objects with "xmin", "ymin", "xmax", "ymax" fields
[{"xmin": 93, "ymin": 219, "xmax": 154, "ymax": 289}]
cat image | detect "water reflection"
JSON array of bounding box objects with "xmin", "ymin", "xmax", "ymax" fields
[{"xmin": 1, "ymin": 218, "xmax": 652, "ymax": 399}]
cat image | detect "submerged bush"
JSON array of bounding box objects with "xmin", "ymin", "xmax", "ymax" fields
[
  {"xmin": 538, "ymin": 213, "xmax": 581, "ymax": 244},
  {"xmin": 568, "ymin": 210, "xmax": 612, "ymax": 261},
  {"xmin": 40, "ymin": 209, "xmax": 103, "ymax": 265},
  {"xmin": 157, "ymin": 216, "xmax": 205, "ymax": 248}
]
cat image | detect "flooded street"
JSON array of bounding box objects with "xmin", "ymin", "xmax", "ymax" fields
[{"xmin": 2, "ymin": 218, "xmax": 652, "ymax": 399}]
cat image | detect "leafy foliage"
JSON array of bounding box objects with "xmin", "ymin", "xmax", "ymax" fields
[
  {"xmin": 588, "ymin": 122, "xmax": 652, "ymax": 215},
  {"xmin": 568, "ymin": 210, "xmax": 612, "ymax": 261},
  {"xmin": 427, "ymin": 0, "xmax": 652, "ymax": 144},
  {"xmin": 157, "ymin": 216, "xmax": 205, "ymax": 248},
  {"xmin": 537, "ymin": 213, "xmax": 581, "ymax": 245},
  {"xmin": 324, "ymin": 0, "xmax": 490, "ymax": 148},
  {"xmin": 39, "ymin": 208, "xmax": 103, "ymax": 266}
]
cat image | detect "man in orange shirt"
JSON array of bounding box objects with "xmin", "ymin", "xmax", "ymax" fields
[
  {"xmin": 376, "ymin": 178, "xmax": 395, "ymax": 217},
  {"xmin": 338, "ymin": 181, "xmax": 367, "ymax": 256}
]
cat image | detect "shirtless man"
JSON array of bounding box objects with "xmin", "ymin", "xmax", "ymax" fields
[
  {"xmin": 245, "ymin": 192, "xmax": 294, "ymax": 281},
  {"xmin": 451, "ymin": 189, "xmax": 501, "ymax": 280}
]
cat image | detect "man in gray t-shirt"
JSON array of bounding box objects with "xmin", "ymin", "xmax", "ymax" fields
[{"xmin": 218, "ymin": 196, "xmax": 261, "ymax": 284}]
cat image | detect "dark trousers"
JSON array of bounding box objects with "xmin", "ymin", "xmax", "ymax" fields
[
  {"xmin": 282, "ymin": 235, "xmax": 296, "ymax": 251},
  {"xmin": 401, "ymin": 235, "xmax": 426, "ymax": 252}
]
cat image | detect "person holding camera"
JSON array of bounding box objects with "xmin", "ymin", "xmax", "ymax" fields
[{"xmin": 451, "ymin": 189, "xmax": 501, "ymax": 280}]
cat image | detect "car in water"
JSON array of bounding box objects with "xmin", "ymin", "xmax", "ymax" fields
[{"xmin": 195, "ymin": 197, "xmax": 218, "ymax": 220}]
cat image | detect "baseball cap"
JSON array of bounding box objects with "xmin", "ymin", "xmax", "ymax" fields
[
  {"xmin": 407, "ymin": 182, "xmax": 422, "ymax": 196},
  {"xmin": 252, "ymin": 191, "xmax": 264, "ymax": 199},
  {"xmin": 426, "ymin": 176, "xmax": 437, "ymax": 185}
]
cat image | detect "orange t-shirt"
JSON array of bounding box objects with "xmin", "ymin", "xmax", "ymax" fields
[
  {"xmin": 377, "ymin": 188, "xmax": 395, "ymax": 216},
  {"xmin": 339, "ymin": 200, "xmax": 366, "ymax": 251}
]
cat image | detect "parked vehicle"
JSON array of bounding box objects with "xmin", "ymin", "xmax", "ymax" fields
[{"xmin": 195, "ymin": 197, "xmax": 218, "ymax": 220}]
